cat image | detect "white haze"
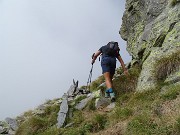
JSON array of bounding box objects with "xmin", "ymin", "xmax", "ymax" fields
[{"xmin": 0, "ymin": 0, "xmax": 130, "ymax": 120}]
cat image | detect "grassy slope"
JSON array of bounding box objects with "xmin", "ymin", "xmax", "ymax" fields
[{"xmin": 15, "ymin": 66, "xmax": 180, "ymax": 135}]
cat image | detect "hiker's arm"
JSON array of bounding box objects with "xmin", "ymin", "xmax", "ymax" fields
[
  {"xmin": 91, "ymin": 51, "xmax": 101, "ymax": 64},
  {"xmin": 117, "ymin": 55, "xmax": 128, "ymax": 75}
]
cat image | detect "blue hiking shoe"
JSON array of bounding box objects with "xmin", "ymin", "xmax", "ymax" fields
[
  {"xmin": 105, "ymin": 88, "xmax": 115, "ymax": 102},
  {"xmin": 105, "ymin": 91, "xmax": 110, "ymax": 98},
  {"xmin": 110, "ymin": 92, "xmax": 115, "ymax": 102}
]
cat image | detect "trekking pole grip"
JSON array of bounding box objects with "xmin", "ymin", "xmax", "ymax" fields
[{"xmin": 92, "ymin": 53, "xmax": 95, "ymax": 59}]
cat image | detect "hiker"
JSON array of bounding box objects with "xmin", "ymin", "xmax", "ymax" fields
[{"xmin": 91, "ymin": 41, "xmax": 128, "ymax": 101}]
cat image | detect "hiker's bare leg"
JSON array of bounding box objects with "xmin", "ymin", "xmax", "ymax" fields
[
  {"xmin": 104, "ymin": 72, "xmax": 112, "ymax": 89},
  {"xmin": 110, "ymin": 74, "xmax": 114, "ymax": 86}
]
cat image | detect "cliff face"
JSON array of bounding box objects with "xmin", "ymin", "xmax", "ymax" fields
[{"xmin": 120, "ymin": 0, "xmax": 180, "ymax": 91}]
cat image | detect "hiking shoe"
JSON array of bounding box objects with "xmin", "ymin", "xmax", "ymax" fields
[
  {"xmin": 105, "ymin": 92, "xmax": 110, "ymax": 98},
  {"xmin": 110, "ymin": 92, "xmax": 115, "ymax": 102}
]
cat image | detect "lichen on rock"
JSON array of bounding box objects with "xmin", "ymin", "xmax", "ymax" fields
[{"xmin": 120, "ymin": 0, "xmax": 180, "ymax": 91}]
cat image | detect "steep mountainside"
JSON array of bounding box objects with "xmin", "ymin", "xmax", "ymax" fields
[
  {"xmin": 120, "ymin": 0, "xmax": 180, "ymax": 91},
  {"xmin": 0, "ymin": 1, "xmax": 179, "ymax": 135}
]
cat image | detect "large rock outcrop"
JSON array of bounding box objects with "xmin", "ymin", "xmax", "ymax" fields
[{"xmin": 120, "ymin": 0, "xmax": 180, "ymax": 91}]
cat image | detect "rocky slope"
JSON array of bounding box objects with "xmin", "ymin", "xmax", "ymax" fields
[{"xmin": 1, "ymin": 1, "xmax": 180, "ymax": 135}]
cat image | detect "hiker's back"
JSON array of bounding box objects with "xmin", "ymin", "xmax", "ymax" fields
[{"xmin": 100, "ymin": 42, "xmax": 119, "ymax": 58}]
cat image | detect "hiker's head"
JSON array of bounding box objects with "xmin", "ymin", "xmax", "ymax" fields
[
  {"xmin": 108, "ymin": 41, "xmax": 118, "ymax": 46},
  {"xmin": 108, "ymin": 41, "xmax": 120, "ymax": 51}
]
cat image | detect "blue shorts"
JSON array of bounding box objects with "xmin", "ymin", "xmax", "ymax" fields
[{"xmin": 101, "ymin": 57, "xmax": 116, "ymax": 75}]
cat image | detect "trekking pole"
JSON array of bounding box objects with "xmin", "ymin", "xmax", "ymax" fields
[
  {"xmin": 86, "ymin": 64, "xmax": 93, "ymax": 91},
  {"xmin": 86, "ymin": 53, "xmax": 95, "ymax": 92}
]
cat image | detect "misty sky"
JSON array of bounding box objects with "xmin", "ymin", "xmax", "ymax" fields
[{"xmin": 0, "ymin": 0, "xmax": 131, "ymax": 120}]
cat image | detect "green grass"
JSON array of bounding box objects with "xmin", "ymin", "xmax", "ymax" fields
[
  {"xmin": 91, "ymin": 114, "xmax": 108, "ymax": 131},
  {"xmin": 74, "ymin": 95, "xmax": 87, "ymax": 104},
  {"xmin": 87, "ymin": 97, "xmax": 96, "ymax": 111},
  {"xmin": 113, "ymin": 65, "xmax": 141, "ymax": 96},
  {"xmin": 16, "ymin": 104, "xmax": 60, "ymax": 135},
  {"xmin": 15, "ymin": 65, "xmax": 180, "ymax": 135},
  {"xmin": 170, "ymin": 0, "xmax": 178, "ymax": 6},
  {"xmin": 161, "ymin": 84, "xmax": 180, "ymax": 100},
  {"xmin": 90, "ymin": 75, "xmax": 105, "ymax": 91},
  {"xmin": 58, "ymin": 113, "xmax": 108, "ymax": 134},
  {"xmin": 176, "ymin": 117, "xmax": 180, "ymax": 133},
  {"xmin": 36, "ymin": 126, "xmax": 60, "ymax": 135},
  {"xmin": 59, "ymin": 127, "xmax": 85, "ymax": 135},
  {"xmin": 71, "ymin": 110, "xmax": 84, "ymax": 126},
  {"xmin": 125, "ymin": 114, "xmax": 175, "ymax": 135},
  {"xmin": 15, "ymin": 116, "xmax": 49, "ymax": 135},
  {"xmin": 112, "ymin": 107, "xmax": 133, "ymax": 120},
  {"xmin": 126, "ymin": 114, "xmax": 157, "ymax": 135}
]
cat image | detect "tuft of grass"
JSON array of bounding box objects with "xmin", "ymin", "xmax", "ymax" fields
[
  {"xmin": 44, "ymin": 104, "xmax": 59, "ymax": 115},
  {"xmin": 176, "ymin": 117, "xmax": 180, "ymax": 133},
  {"xmin": 36, "ymin": 126, "xmax": 60, "ymax": 135},
  {"xmin": 128, "ymin": 89, "xmax": 160, "ymax": 109},
  {"xmin": 113, "ymin": 66, "xmax": 141, "ymax": 96},
  {"xmin": 59, "ymin": 127, "xmax": 83, "ymax": 135},
  {"xmin": 43, "ymin": 105, "xmax": 60, "ymax": 126},
  {"xmin": 171, "ymin": 0, "xmax": 178, "ymax": 6},
  {"xmin": 74, "ymin": 95, "xmax": 87, "ymax": 104},
  {"xmin": 87, "ymin": 98, "xmax": 96, "ymax": 111},
  {"xmin": 126, "ymin": 114, "xmax": 158, "ymax": 135},
  {"xmin": 90, "ymin": 75, "xmax": 105, "ymax": 91},
  {"xmin": 151, "ymin": 100, "xmax": 163, "ymax": 117},
  {"xmin": 23, "ymin": 110, "xmax": 33, "ymax": 118},
  {"xmin": 112, "ymin": 107, "xmax": 133, "ymax": 121},
  {"xmin": 15, "ymin": 116, "xmax": 49, "ymax": 135},
  {"xmin": 72, "ymin": 110, "xmax": 84, "ymax": 125},
  {"xmin": 79, "ymin": 85, "xmax": 87, "ymax": 90},
  {"xmin": 156, "ymin": 52, "xmax": 180, "ymax": 82},
  {"xmin": 126, "ymin": 113, "xmax": 175, "ymax": 135},
  {"xmin": 116, "ymin": 92, "xmax": 134, "ymax": 107},
  {"xmin": 82, "ymin": 122, "xmax": 94, "ymax": 132},
  {"xmin": 78, "ymin": 114, "xmax": 108, "ymax": 133},
  {"xmin": 92, "ymin": 114, "xmax": 108, "ymax": 131},
  {"xmin": 161, "ymin": 84, "xmax": 180, "ymax": 100},
  {"xmin": 16, "ymin": 103, "xmax": 60, "ymax": 135}
]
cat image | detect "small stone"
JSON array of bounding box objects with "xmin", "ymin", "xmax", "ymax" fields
[{"xmin": 95, "ymin": 97, "xmax": 111, "ymax": 109}]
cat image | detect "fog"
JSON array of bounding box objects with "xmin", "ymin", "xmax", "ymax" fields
[{"xmin": 0, "ymin": 0, "xmax": 130, "ymax": 120}]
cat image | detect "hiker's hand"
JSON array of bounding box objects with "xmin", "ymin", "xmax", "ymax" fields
[
  {"xmin": 124, "ymin": 70, "xmax": 129, "ymax": 76},
  {"xmin": 91, "ymin": 59, "xmax": 95, "ymax": 64}
]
